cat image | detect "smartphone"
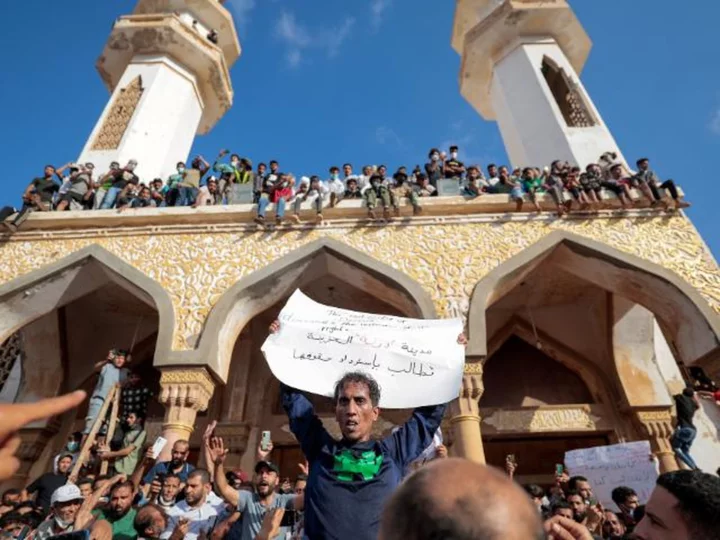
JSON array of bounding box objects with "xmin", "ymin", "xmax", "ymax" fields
[
  {"xmin": 555, "ymin": 463, "xmax": 564, "ymax": 475},
  {"xmin": 151, "ymin": 436, "xmax": 168, "ymax": 460},
  {"xmin": 260, "ymin": 431, "xmax": 271, "ymax": 452}
]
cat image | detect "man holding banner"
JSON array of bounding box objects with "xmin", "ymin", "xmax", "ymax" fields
[{"xmin": 262, "ymin": 290, "xmax": 466, "ymax": 540}]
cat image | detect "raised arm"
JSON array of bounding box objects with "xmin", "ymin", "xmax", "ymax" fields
[
  {"xmin": 207, "ymin": 437, "xmax": 239, "ymax": 508},
  {"xmin": 130, "ymin": 449, "xmax": 154, "ymax": 493}
]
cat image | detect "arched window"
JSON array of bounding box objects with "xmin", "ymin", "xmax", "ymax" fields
[{"xmin": 541, "ymin": 57, "xmax": 596, "ymax": 128}]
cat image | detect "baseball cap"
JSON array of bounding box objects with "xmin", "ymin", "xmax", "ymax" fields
[
  {"xmin": 254, "ymin": 461, "xmax": 280, "ymax": 474},
  {"xmin": 51, "ymin": 484, "xmax": 83, "ymax": 505}
]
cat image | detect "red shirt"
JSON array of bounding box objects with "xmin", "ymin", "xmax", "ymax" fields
[{"xmin": 271, "ymin": 186, "xmax": 292, "ymax": 203}]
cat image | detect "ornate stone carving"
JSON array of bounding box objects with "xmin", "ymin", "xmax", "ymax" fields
[
  {"xmin": 482, "ymin": 406, "xmax": 601, "ymax": 433},
  {"xmin": 159, "ymin": 367, "xmax": 215, "ymax": 408},
  {"xmin": 0, "ymin": 216, "xmax": 717, "ymax": 351},
  {"xmin": 636, "ymin": 409, "xmax": 674, "ymax": 439},
  {"xmin": 91, "ymin": 76, "xmax": 144, "ymax": 150}
]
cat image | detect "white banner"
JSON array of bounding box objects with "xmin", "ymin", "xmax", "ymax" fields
[
  {"xmin": 261, "ymin": 290, "xmax": 464, "ymax": 408},
  {"xmin": 564, "ymin": 441, "xmax": 657, "ymax": 511}
]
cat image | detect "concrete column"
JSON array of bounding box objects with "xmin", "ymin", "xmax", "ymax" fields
[
  {"xmin": 449, "ymin": 365, "xmax": 486, "ymax": 463},
  {"xmin": 157, "ymin": 367, "xmax": 215, "ymax": 461},
  {"xmin": 636, "ymin": 409, "xmax": 678, "ymax": 474}
]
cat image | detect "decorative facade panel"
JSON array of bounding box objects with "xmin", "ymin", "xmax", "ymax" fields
[
  {"xmin": 91, "ymin": 76, "xmax": 144, "ymax": 150},
  {"xmin": 0, "ymin": 216, "xmax": 717, "ymax": 351}
]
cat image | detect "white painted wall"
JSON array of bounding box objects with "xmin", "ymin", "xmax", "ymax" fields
[
  {"xmin": 491, "ymin": 39, "xmax": 625, "ymax": 169},
  {"xmin": 653, "ymin": 320, "xmax": 720, "ymax": 473},
  {"xmin": 78, "ymin": 55, "xmax": 203, "ymax": 183}
]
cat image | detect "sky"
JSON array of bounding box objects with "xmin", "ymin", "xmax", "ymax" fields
[{"xmin": 0, "ymin": 0, "xmax": 718, "ymax": 256}]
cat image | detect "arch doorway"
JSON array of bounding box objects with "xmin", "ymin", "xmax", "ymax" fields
[
  {"xmin": 198, "ymin": 239, "xmax": 438, "ymax": 479},
  {"xmin": 467, "ymin": 231, "xmax": 720, "ymax": 475},
  {"xmin": 0, "ymin": 247, "xmax": 172, "ymax": 488}
]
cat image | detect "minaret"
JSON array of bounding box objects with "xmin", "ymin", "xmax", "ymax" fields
[
  {"xmin": 78, "ymin": 0, "xmax": 241, "ymax": 180},
  {"xmin": 452, "ymin": 0, "xmax": 624, "ymax": 169}
]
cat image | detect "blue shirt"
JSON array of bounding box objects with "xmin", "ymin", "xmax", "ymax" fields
[
  {"xmin": 91, "ymin": 363, "xmax": 128, "ymax": 401},
  {"xmin": 281, "ymin": 384, "xmax": 446, "ymax": 540},
  {"xmin": 142, "ymin": 461, "xmax": 195, "ymax": 485}
]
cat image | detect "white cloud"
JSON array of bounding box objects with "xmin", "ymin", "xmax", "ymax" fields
[
  {"xmin": 225, "ymin": 0, "xmax": 256, "ymax": 30},
  {"xmin": 710, "ymin": 107, "xmax": 720, "ymax": 135},
  {"xmin": 324, "ymin": 17, "xmax": 356, "ymax": 58},
  {"xmin": 371, "ymin": 0, "xmax": 393, "ymax": 30},
  {"xmin": 275, "ymin": 11, "xmax": 355, "ymax": 67}
]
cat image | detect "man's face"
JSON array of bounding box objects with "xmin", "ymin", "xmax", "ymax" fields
[
  {"xmin": 363, "ymin": 166, "xmax": 372, "ymax": 176},
  {"xmin": 602, "ymin": 511, "xmax": 625, "ymax": 538},
  {"xmin": 639, "ymin": 160, "xmax": 649, "ymax": 171},
  {"xmin": 152, "ymin": 181, "xmax": 163, "ymax": 191},
  {"xmin": 343, "ymin": 165, "xmax": 352, "ymax": 177},
  {"xmin": 44, "ymin": 166, "xmax": 55, "ymax": 177},
  {"xmin": 126, "ymin": 412, "xmax": 139, "ymax": 428},
  {"xmin": 2, "ymin": 493, "xmax": 19, "ymax": 506},
  {"xmin": 468, "ymin": 169, "xmax": 478, "ymax": 180},
  {"xmin": 567, "ymin": 495, "xmax": 586, "ymax": 521},
  {"xmin": 170, "ymin": 443, "xmax": 189, "ymax": 467},
  {"xmin": 554, "ymin": 507, "xmax": 574, "ymax": 520},
  {"xmin": 335, "ymin": 381, "xmax": 379, "ymax": 442},
  {"xmin": 499, "ymin": 166, "xmax": 509, "ymax": 178},
  {"xmin": 54, "ymin": 499, "xmax": 81, "ymax": 523},
  {"xmin": 621, "ymin": 494, "xmax": 639, "ymax": 512},
  {"xmin": 144, "ymin": 508, "xmax": 167, "ymax": 539},
  {"xmin": 294, "ymin": 479, "xmax": 306, "ymax": 495},
  {"xmin": 634, "ymin": 486, "xmax": 691, "ymax": 540},
  {"xmin": 57, "ymin": 457, "xmax": 73, "ymax": 474},
  {"xmin": 140, "ymin": 188, "xmax": 151, "ymax": 200},
  {"xmin": 488, "ymin": 165, "xmax": 498, "ymax": 177},
  {"xmin": 110, "ymin": 162, "xmax": 120, "ymax": 171},
  {"xmin": 160, "ymin": 476, "xmax": 180, "ymax": 500},
  {"xmin": 184, "ymin": 476, "xmax": 208, "ymax": 507},
  {"xmin": 254, "ymin": 467, "xmax": 278, "ymax": 496},
  {"xmin": 208, "ymin": 181, "xmax": 218, "ymax": 193},
  {"xmin": 347, "ymin": 181, "xmax": 358, "ymax": 191},
  {"xmin": 258, "ymin": 165, "xmax": 266, "ymax": 175},
  {"xmin": 611, "ymin": 167, "xmax": 622, "ymax": 179},
  {"xmin": 112, "ymin": 354, "xmax": 126, "ymax": 369},
  {"xmin": 109, "ymin": 486, "xmax": 133, "ymax": 518},
  {"xmin": 378, "ymin": 166, "xmax": 387, "ymax": 176},
  {"xmin": 270, "ymin": 162, "xmax": 279, "ymax": 172},
  {"xmin": 78, "ymin": 483, "xmax": 92, "ymax": 499},
  {"xmin": 575, "ymin": 481, "xmax": 592, "ymax": 501}
]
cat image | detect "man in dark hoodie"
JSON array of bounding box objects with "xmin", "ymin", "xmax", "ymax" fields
[{"xmin": 269, "ymin": 320, "xmax": 462, "ymax": 540}]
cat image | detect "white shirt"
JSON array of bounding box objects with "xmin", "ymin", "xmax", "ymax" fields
[
  {"xmin": 326, "ymin": 178, "xmax": 345, "ymax": 195},
  {"xmin": 161, "ymin": 498, "xmax": 221, "ymax": 540}
]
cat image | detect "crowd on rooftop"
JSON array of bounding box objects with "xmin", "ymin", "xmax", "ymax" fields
[
  {"xmin": 0, "ymin": 146, "xmax": 689, "ymax": 232},
  {"xmin": 1, "ymin": 332, "xmax": 719, "ymax": 540}
]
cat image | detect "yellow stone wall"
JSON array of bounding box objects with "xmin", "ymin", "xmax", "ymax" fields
[{"xmin": 2, "ymin": 215, "xmax": 718, "ymax": 351}]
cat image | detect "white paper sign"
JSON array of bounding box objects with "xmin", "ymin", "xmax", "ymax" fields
[
  {"xmin": 261, "ymin": 290, "xmax": 464, "ymax": 408},
  {"xmin": 564, "ymin": 441, "xmax": 657, "ymax": 511}
]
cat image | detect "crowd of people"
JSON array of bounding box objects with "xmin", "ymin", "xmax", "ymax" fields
[
  {"xmin": 0, "ymin": 147, "xmax": 690, "ymax": 231},
  {"xmin": 0, "ymin": 331, "xmax": 718, "ymax": 539}
]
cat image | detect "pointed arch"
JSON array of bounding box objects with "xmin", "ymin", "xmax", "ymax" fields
[
  {"xmin": 185, "ymin": 238, "xmax": 437, "ymax": 382},
  {"xmin": 0, "ymin": 245, "xmax": 175, "ymax": 363},
  {"xmin": 466, "ymin": 230, "xmax": 720, "ymax": 365}
]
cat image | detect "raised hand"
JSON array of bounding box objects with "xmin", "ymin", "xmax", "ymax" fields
[
  {"xmin": 207, "ymin": 437, "xmax": 228, "ymax": 465},
  {"xmin": 543, "ymin": 516, "xmax": 593, "ymax": 540},
  {"xmin": 298, "ymin": 461, "xmax": 309, "ymax": 476},
  {"xmin": 257, "ymin": 440, "xmax": 273, "ymax": 461},
  {"xmin": 436, "ymin": 445, "xmax": 448, "ymax": 459},
  {"xmin": 269, "ymin": 320, "xmax": 280, "ymax": 334},
  {"xmin": 203, "ymin": 420, "xmax": 217, "ymax": 442},
  {"xmin": 457, "ymin": 333, "xmax": 467, "ymax": 346}
]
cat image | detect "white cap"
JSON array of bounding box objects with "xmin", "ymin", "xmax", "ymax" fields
[{"xmin": 51, "ymin": 484, "xmax": 84, "ymax": 505}]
